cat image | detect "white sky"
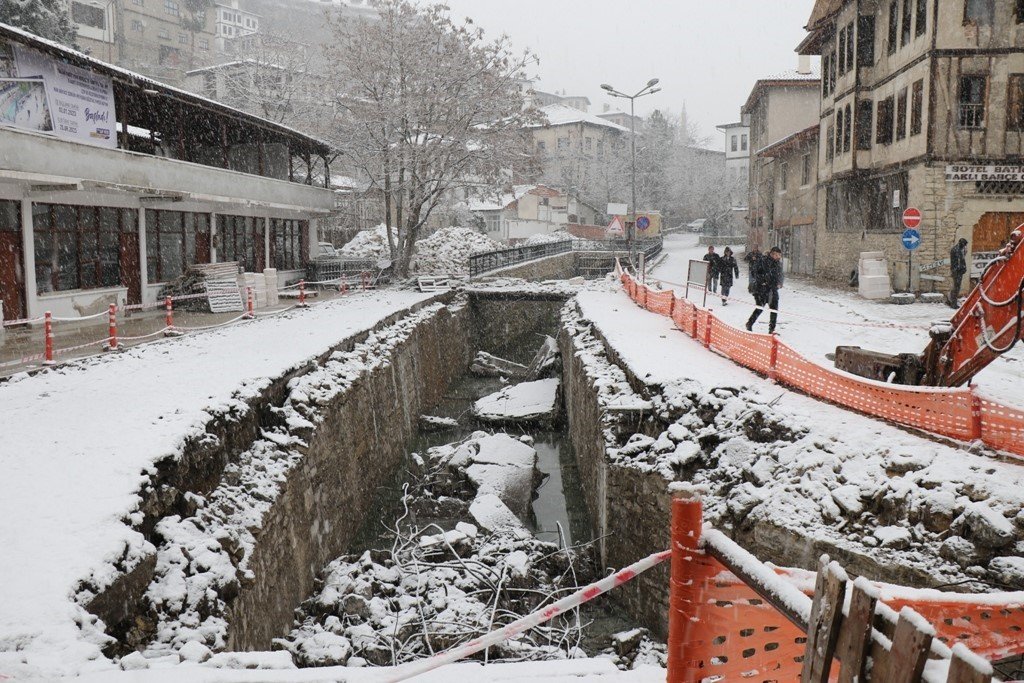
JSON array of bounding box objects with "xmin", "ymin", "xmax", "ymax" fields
[{"xmin": 441, "ymin": 0, "xmax": 817, "ymax": 146}]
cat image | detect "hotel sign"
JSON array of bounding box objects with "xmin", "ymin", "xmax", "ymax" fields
[{"xmin": 945, "ymin": 165, "xmax": 1024, "ymax": 182}]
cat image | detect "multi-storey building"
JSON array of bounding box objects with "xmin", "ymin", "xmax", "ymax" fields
[
  {"xmin": 71, "ymin": 0, "xmax": 217, "ymax": 85},
  {"xmin": 716, "ymin": 119, "xmax": 751, "ymax": 208},
  {"xmin": 800, "ymin": 0, "xmax": 1024, "ymax": 289},
  {"xmin": 741, "ymin": 63, "xmax": 821, "ymax": 252},
  {"xmin": 213, "ymin": 0, "xmax": 260, "ymax": 54}
]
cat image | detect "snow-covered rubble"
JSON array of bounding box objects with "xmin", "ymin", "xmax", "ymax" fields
[
  {"xmin": 473, "ymin": 379, "xmax": 561, "ymax": 425},
  {"xmin": 413, "ymin": 226, "xmax": 499, "ymax": 274},
  {"xmin": 568, "ymin": 291, "xmax": 1024, "ymax": 591}
]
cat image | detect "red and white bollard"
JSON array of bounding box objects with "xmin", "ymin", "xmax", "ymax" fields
[
  {"xmin": 340, "ymin": 281, "xmax": 349, "ymax": 295},
  {"xmin": 246, "ymin": 286, "xmax": 255, "ymax": 319},
  {"xmin": 106, "ymin": 303, "xmax": 118, "ymax": 351},
  {"xmin": 361, "ymin": 271, "xmax": 370, "ymax": 291},
  {"xmin": 43, "ymin": 311, "xmax": 55, "ymax": 365},
  {"xmin": 298, "ymin": 280, "xmax": 308, "ymax": 307},
  {"xmin": 164, "ymin": 296, "xmax": 176, "ymax": 337}
]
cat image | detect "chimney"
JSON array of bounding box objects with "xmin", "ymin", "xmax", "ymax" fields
[{"xmin": 797, "ymin": 54, "xmax": 812, "ymax": 75}]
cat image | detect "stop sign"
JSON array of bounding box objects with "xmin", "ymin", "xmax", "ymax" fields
[{"xmin": 903, "ymin": 207, "xmax": 922, "ymax": 229}]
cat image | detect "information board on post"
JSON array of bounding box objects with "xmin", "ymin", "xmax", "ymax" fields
[
  {"xmin": 0, "ymin": 39, "xmax": 117, "ymax": 148},
  {"xmin": 686, "ymin": 259, "xmax": 710, "ymax": 306}
]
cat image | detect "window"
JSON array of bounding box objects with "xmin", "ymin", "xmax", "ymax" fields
[
  {"xmin": 896, "ymin": 88, "xmax": 908, "ymax": 140},
  {"xmin": 1017, "ymin": 0, "xmax": 1024, "ymax": 23},
  {"xmin": 779, "ymin": 160, "xmax": 788, "ymax": 192},
  {"xmin": 822, "ymin": 53, "xmax": 832, "ymax": 97},
  {"xmin": 596, "ymin": 139, "xmax": 604, "ymax": 158},
  {"xmin": 845, "ymin": 22, "xmax": 855, "ymax": 72},
  {"xmin": 536, "ymin": 141, "xmax": 546, "ymax": 152},
  {"xmin": 837, "ymin": 27, "xmax": 847, "ymax": 74},
  {"xmin": 177, "ymin": 33, "xmax": 188, "ymax": 44},
  {"xmin": 888, "ymin": 1, "xmax": 898, "ymax": 54},
  {"xmin": 133, "ymin": 0, "xmax": 143, "ymax": 5},
  {"xmin": 958, "ymin": 75, "xmax": 987, "ymax": 129},
  {"xmin": 877, "ymin": 97, "xmax": 894, "ymax": 144},
  {"xmin": 33, "ymin": 205, "xmax": 135, "ymax": 294},
  {"xmin": 1008, "ymin": 75, "xmax": 1024, "ymax": 130},
  {"xmin": 857, "ymin": 15, "xmax": 875, "ymax": 66},
  {"xmin": 911, "ymin": 79, "xmax": 924, "ymax": 135},
  {"xmin": 158, "ymin": 28, "xmax": 170, "ymax": 40},
  {"xmin": 585, "ymin": 137, "xmax": 592, "ymax": 151},
  {"xmin": 557, "ymin": 137, "xmax": 569, "ymax": 149},
  {"xmin": 826, "ymin": 124, "xmax": 835, "ymax": 161},
  {"xmin": 271, "ymin": 219, "xmax": 306, "ymax": 271},
  {"xmin": 741, "ymin": 133, "xmax": 748, "ymax": 151},
  {"xmin": 217, "ymin": 215, "xmax": 260, "ymax": 272},
  {"xmin": 198, "ymin": 38, "xmax": 209, "ymax": 49},
  {"xmin": 164, "ymin": 0, "xmax": 179, "ymax": 16},
  {"xmin": 856, "ymin": 100, "xmax": 874, "ymax": 150},
  {"xmin": 731, "ymin": 135, "xmax": 738, "ymax": 152},
  {"xmin": 801, "ymin": 153, "xmax": 812, "ymax": 186},
  {"xmin": 835, "ymin": 108, "xmax": 844, "ymax": 155},
  {"xmin": 146, "ymin": 211, "xmax": 210, "ymax": 283},
  {"xmin": 828, "ymin": 50, "xmax": 837, "ymax": 92},
  {"xmin": 71, "ymin": 2, "xmax": 105, "ymax": 29},
  {"xmin": 131, "ymin": 19, "xmax": 143, "ymax": 31},
  {"xmin": 916, "ymin": 0, "xmax": 927, "ymax": 35},
  {"xmin": 964, "ymin": 0, "xmax": 994, "ymax": 25},
  {"xmin": 844, "ymin": 103, "xmax": 852, "ymax": 152},
  {"xmin": 901, "ymin": 0, "xmax": 912, "ymax": 46},
  {"xmin": 826, "ymin": 172, "xmax": 908, "ymax": 233}
]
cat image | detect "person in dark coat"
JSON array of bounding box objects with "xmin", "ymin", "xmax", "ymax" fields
[
  {"xmin": 703, "ymin": 245, "xmax": 721, "ymax": 293},
  {"xmin": 744, "ymin": 246, "xmax": 762, "ymax": 293},
  {"xmin": 949, "ymin": 237, "xmax": 969, "ymax": 309},
  {"xmin": 746, "ymin": 246, "xmax": 784, "ymax": 334},
  {"xmin": 718, "ymin": 247, "xmax": 740, "ymax": 305}
]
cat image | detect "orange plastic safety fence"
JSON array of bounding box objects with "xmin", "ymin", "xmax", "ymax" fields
[
  {"xmin": 882, "ymin": 596, "xmax": 1024, "ymax": 662},
  {"xmin": 618, "ymin": 273, "xmax": 1024, "ymax": 458}
]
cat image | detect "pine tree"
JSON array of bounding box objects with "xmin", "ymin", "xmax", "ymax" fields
[{"xmin": 0, "ymin": 0, "xmax": 79, "ymax": 48}]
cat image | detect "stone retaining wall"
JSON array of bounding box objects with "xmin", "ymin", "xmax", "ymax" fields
[{"xmin": 480, "ymin": 252, "xmax": 577, "ymax": 281}]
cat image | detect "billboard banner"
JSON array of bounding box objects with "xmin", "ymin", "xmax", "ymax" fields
[{"xmin": 0, "ymin": 39, "xmax": 116, "ymax": 148}]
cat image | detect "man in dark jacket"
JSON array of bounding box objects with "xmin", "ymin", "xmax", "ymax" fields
[
  {"xmin": 703, "ymin": 246, "xmax": 721, "ymax": 293},
  {"xmin": 744, "ymin": 246, "xmax": 762, "ymax": 293},
  {"xmin": 746, "ymin": 247, "xmax": 783, "ymax": 334},
  {"xmin": 949, "ymin": 237, "xmax": 969, "ymax": 309},
  {"xmin": 718, "ymin": 247, "xmax": 740, "ymax": 305}
]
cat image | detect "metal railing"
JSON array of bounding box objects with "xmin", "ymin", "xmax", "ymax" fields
[
  {"xmin": 467, "ymin": 236, "xmax": 664, "ymax": 277},
  {"xmin": 306, "ymin": 258, "xmax": 380, "ymax": 284},
  {"xmin": 468, "ymin": 240, "xmax": 573, "ymax": 277}
]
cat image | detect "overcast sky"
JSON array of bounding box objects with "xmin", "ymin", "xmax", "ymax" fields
[{"xmin": 441, "ymin": 0, "xmax": 818, "ymax": 146}]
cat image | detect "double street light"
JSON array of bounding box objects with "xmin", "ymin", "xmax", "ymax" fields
[{"xmin": 600, "ymin": 78, "xmax": 660, "ymax": 270}]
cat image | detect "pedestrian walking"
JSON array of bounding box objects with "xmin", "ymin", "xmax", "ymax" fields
[
  {"xmin": 719, "ymin": 247, "xmax": 740, "ymax": 306},
  {"xmin": 703, "ymin": 245, "xmax": 721, "ymax": 294},
  {"xmin": 744, "ymin": 246, "xmax": 762, "ymax": 293},
  {"xmin": 745, "ymin": 246, "xmax": 784, "ymax": 334},
  {"xmin": 948, "ymin": 237, "xmax": 969, "ymax": 309}
]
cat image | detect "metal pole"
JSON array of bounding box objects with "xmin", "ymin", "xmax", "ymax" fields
[{"xmin": 630, "ymin": 95, "xmax": 637, "ymax": 270}]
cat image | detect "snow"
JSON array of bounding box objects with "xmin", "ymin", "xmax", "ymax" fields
[
  {"xmin": 340, "ymin": 225, "xmax": 499, "ymax": 274},
  {"xmin": 446, "ymin": 432, "xmax": 538, "ymax": 517},
  {"xmin": 649, "ymin": 233, "xmax": 1024, "ymax": 409},
  {"xmin": 474, "ymin": 378, "xmax": 560, "ymax": 422},
  {"xmin": 532, "ymin": 104, "xmax": 631, "ymax": 132},
  {"xmin": 0, "ymin": 290, "xmax": 434, "ymax": 678},
  {"xmin": 471, "ymin": 493, "xmax": 529, "ymax": 533},
  {"xmin": 339, "ymin": 223, "xmax": 392, "ymax": 260},
  {"xmin": 72, "ymin": 658, "xmax": 666, "ymax": 682},
  {"xmin": 569, "ymin": 283, "xmax": 1024, "ymax": 590}
]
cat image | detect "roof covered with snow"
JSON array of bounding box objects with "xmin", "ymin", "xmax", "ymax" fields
[
  {"xmin": 467, "ymin": 184, "xmax": 562, "ymax": 212},
  {"xmin": 531, "ymin": 104, "xmax": 631, "ymax": 132},
  {"xmin": 741, "ymin": 68, "xmax": 821, "ymax": 114}
]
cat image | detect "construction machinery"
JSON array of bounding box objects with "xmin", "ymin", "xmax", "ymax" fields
[{"xmin": 836, "ymin": 228, "xmax": 1024, "ymax": 387}]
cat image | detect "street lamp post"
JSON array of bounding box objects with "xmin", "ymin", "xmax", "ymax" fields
[{"xmin": 600, "ymin": 78, "xmax": 660, "ymax": 270}]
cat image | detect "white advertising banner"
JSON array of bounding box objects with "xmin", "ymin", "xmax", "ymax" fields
[
  {"xmin": 0, "ymin": 39, "xmax": 116, "ymax": 148},
  {"xmin": 945, "ymin": 164, "xmax": 1024, "ymax": 182}
]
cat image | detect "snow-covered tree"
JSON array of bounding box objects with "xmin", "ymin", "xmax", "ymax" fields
[
  {"xmin": 0, "ymin": 0, "xmax": 78, "ymax": 48},
  {"xmin": 322, "ymin": 0, "xmax": 540, "ymax": 276}
]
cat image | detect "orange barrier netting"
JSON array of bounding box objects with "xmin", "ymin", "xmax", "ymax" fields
[
  {"xmin": 619, "ymin": 272, "xmax": 1024, "ymax": 459},
  {"xmin": 667, "ymin": 496, "xmax": 1024, "ymax": 682}
]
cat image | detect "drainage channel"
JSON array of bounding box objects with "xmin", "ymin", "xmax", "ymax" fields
[{"xmin": 282, "ymin": 367, "xmax": 654, "ymax": 668}]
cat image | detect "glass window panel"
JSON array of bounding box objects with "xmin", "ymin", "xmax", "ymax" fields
[
  {"xmin": 146, "ymin": 217, "xmax": 160, "ymax": 282},
  {"xmin": 0, "ymin": 200, "xmax": 18, "ymax": 232},
  {"xmin": 56, "ymin": 228, "xmax": 79, "ymax": 291},
  {"xmin": 99, "ymin": 207, "xmax": 119, "ymax": 232},
  {"xmin": 121, "ymin": 209, "xmax": 137, "ymax": 233},
  {"xmin": 160, "ymin": 228, "xmax": 182, "ymax": 281},
  {"xmin": 100, "ymin": 229, "xmax": 119, "ymax": 287},
  {"xmin": 34, "ymin": 207, "xmax": 54, "ymax": 294},
  {"xmin": 80, "ymin": 229, "xmax": 99, "ymax": 289}
]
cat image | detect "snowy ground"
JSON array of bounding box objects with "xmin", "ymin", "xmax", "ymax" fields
[
  {"xmin": 0, "ymin": 291, "xmax": 435, "ymax": 678},
  {"xmin": 648, "ymin": 234, "xmax": 1024, "ymax": 408},
  {"xmin": 572, "ymin": 288, "xmax": 1024, "ymax": 589}
]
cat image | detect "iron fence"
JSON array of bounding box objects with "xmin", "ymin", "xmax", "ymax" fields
[{"xmin": 468, "ymin": 240, "xmax": 573, "ymax": 277}]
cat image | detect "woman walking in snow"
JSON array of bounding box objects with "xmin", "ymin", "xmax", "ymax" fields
[{"xmin": 718, "ymin": 247, "xmax": 740, "ymax": 305}]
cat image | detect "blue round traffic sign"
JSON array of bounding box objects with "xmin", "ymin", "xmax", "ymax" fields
[
  {"xmin": 901, "ymin": 228, "xmax": 921, "ymax": 251},
  {"xmin": 636, "ymin": 215, "xmax": 651, "ymax": 231}
]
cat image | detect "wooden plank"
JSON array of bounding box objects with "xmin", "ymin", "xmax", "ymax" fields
[
  {"xmin": 836, "ymin": 580, "xmax": 878, "ymax": 683},
  {"xmin": 945, "ymin": 645, "xmax": 993, "ymax": 683},
  {"xmin": 877, "ymin": 609, "xmax": 933, "ymax": 683},
  {"xmin": 801, "ymin": 555, "xmax": 848, "ymax": 683}
]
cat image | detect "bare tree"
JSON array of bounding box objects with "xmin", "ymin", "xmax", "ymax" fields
[{"xmin": 323, "ymin": 0, "xmax": 540, "ymax": 276}]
